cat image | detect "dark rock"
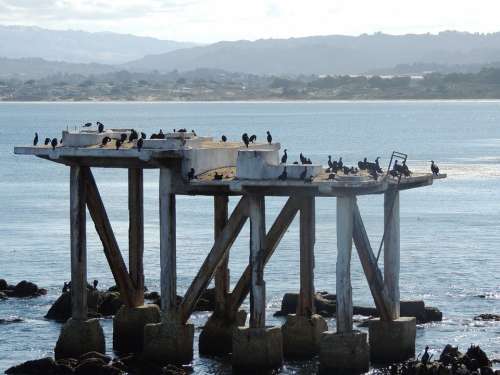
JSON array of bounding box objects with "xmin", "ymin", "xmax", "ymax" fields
[
  {"xmin": 0, "ymin": 279, "xmax": 7, "ymax": 290},
  {"xmin": 466, "ymin": 345, "xmax": 490, "ymax": 368},
  {"xmin": 45, "ymin": 292, "xmax": 72, "ymax": 321},
  {"xmin": 480, "ymin": 367, "xmax": 494, "ymax": 375},
  {"xmin": 3, "ymin": 280, "xmax": 47, "ymax": 298},
  {"xmin": 163, "ymin": 364, "xmax": 188, "ymax": 375},
  {"xmin": 46, "ymin": 290, "xmax": 116, "ymax": 321},
  {"xmin": 0, "ymin": 317, "xmax": 23, "ymax": 324},
  {"xmin": 5, "ymin": 357, "xmax": 57, "ymax": 374},
  {"xmin": 54, "ymin": 363, "xmax": 75, "ymax": 374},
  {"xmin": 79, "ymin": 351, "xmax": 111, "ymax": 364},
  {"xmin": 474, "ymin": 314, "xmax": 500, "ymax": 321},
  {"xmin": 424, "ymin": 306, "xmax": 443, "ymax": 322},
  {"xmin": 145, "ymin": 291, "xmax": 160, "ymax": 300},
  {"xmin": 275, "ymin": 292, "xmax": 337, "ymax": 317},
  {"xmin": 74, "ymin": 358, "xmax": 107, "ymax": 375},
  {"xmin": 440, "ymin": 344, "xmax": 462, "ymax": 365},
  {"xmin": 0, "ymin": 291, "xmax": 7, "ymax": 300},
  {"xmin": 98, "ymin": 292, "xmax": 123, "ymax": 317}
]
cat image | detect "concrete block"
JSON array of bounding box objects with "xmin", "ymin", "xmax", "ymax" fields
[
  {"xmin": 54, "ymin": 318, "xmax": 105, "ymax": 360},
  {"xmin": 369, "ymin": 317, "xmax": 416, "ymax": 363},
  {"xmin": 319, "ymin": 330, "xmax": 369, "ymax": 374},
  {"xmin": 113, "ymin": 304, "xmax": 161, "ymax": 354},
  {"xmin": 143, "ymin": 320, "xmax": 194, "ymax": 365},
  {"xmin": 282, "ymin": 314, "xmax": 328, "ymax": 359},
  {"xmin": 199, "ymin": 310, "xmax": 247, "ymax": 356},
  {"xmin": 232, "ymin": 326, "xmax": 283, "ymax": 372}
]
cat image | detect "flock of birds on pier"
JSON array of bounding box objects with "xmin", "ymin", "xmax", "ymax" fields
[{"xmin": 31, "ymin": 124, "xmax": 440, "ymax": 183}]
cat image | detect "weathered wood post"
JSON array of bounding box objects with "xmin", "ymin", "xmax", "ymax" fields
[
  {"xmin": 143, "ymin": 168, "xmax": 194, "ymax": 365},
  {"xmin": 233, "ymin": 194, "xmax": 283, "ymax": 372},
  {"xmin": 282, "ymin": 195, "xmax": 327, "ymax": 358},
  {"xmin": 319, "ymin": 195, "xmax": 369, "ymax": 373},
  {"xmin": 55, "ymin": 166, "xmax": 105, "ymax": 359},
  {"xmin": 369, "ymin": 188, "xmax": 416, "ymax": 363},
  {"xmin": 113, "ymin": 168, "xmax": 161, "ymax": 354},
  {"xmin": 199, "ymin": 195, "xmax": 247, "ymax": 356}
]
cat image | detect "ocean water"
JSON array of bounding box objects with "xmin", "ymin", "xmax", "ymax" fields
[{"xmin": 0, "ymin": 101, "xmax": 499, "ymax": 373}]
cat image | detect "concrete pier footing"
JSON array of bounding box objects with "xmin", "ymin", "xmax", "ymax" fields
[
  {"xmin": 369, "ymin": 317, "xmax": 416, "ymax": 363},
  {"xmin": 143, "ymin": 320, "xmax": 194, "ymax": 365},
  {"xmin": 282, "ymin": 314, "xmax": 328, "ymax": 359},
  {"xmin": 113, "ymin": 304, "xmax": 161, "ymax": 354},
  {"xmin": 54, "ymin": 318, "xmax": 105, "ymax": 360},
  {"xmin": 232, "ymin": 326, "xmax": 283, "ymax": 372},
  {"xmin": 319, "ymin": 330, "xmax": 369, "ymax": 374},
  {"xmin": 199, "ymin": 310, "xmax": 247, "ymax": 356}
]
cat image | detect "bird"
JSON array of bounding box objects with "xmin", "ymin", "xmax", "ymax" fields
[
  {"xmin": 137, "ymin": 138, "xmax": 143, "ymax": 151},
  {"xmin": 120, "ymin": 133, "xmax": 127, "ymax": 143},
  {"xmin": 266, "ymin": 131, "xmax": 272, "ymax": 144},
  {"xmin": 191, "ymin": 129, "xmax": 197, "ymax": 136},
  {"xmin": 249, "ymin": 134, "xmax": 257, "ymax": 143},
  {"xmin": 430, "ymin": 160, "xmax": 439, "ymax": 176},
  {"xmin": 115, "ymin": 139, "xmax": 122, "ymax": 150},
  {"xmin": 328, "ymin": 155, "xmax": 334, "ymax": 170},
  {"xmin": 150, "ymin": 133, "xmax": 158, "ymax": 139},
  {"xmin": 305, "ymin": 175, "xmax": 314, "ymax": 183},
  {"xmin": 178, "ymin": 128, "xmax": 187, "ymax": 133},
  {"xmin": 44, "ymin": 137, "xmax": 51, "ymax": 145},
  {"xmin": 33, "ymin": 132, "xmax": 38, "ymax": 146},
  {"xmin": 374, "ymin": 157, "xmax": 383, "ymax": 173},
  {"xmin": 369, "ymin": 168, "xmax": 378, "ymax": 180},
  {"xmin": 93, "ymin": 280, "xmax": 98, "ymax": 290},
  {"xmin": 101, "ymin": 136, "xmax": 111, "ymax": 146},
  {"xmin": 141, "ymin": 132, "xmax": 147, "ymax": 139},
  {"xmin": 97, "ymin": 122, "xmax": 104, "ymax": 133},
  {"xmin": 129, "ymin": 129, "xmax": 138, "ymax": 142},
  {"xmin": 300, "ymin": 166, "xmax": 307, "ymax": 181},
  {"xmin": 157, "ymin": 129, "xmax": 165, "ymax": 139},
  {"xmin": 402, "ymin": 161, "xmax": 412, "ymax": 177},
  {"xmin": 327, "ymin": 173, "xmax": 336, "ymax": 180},
  {"xmin": 337, "ymin": 157, "xmax": 343, "ymax": 169},
  {"xmin": 293, "ymin": 161, "xmax": 299, "ymax": 164},
  {"xmin": 221, "ymin": 135, "xmax": 227, "ymax": 142},
  {"xmin": 281, "ymin": 149, "xmax": 288, "ymax": 164},
  {"xmin": 343, "ymin": 166, "xmax": 350, "ymax": 175},
  {"xmin": 83, "ymin": 122, "xmax": 92, "ymax": 127},
  {"xmin": 278, "ymin": 167, "xmax": 287, "ymax": 181},
  {"xmin": 213, "ymin": 172, "xmax": 223, "ymax": 180},
  {"xmin": 299, "ymin": 153, "xmax": 306, "ymax": 164},
  {"xmin": 187, "ymin": 168, "xmax": 196, "ymax": 180},
  {"xmin": 358, "ymin": 157, "xmax": 368, "ymax": 170},
  {"xmin": 51, "ymin": 138, "xmax": 58, "ymax": 150},
  {"xmin": 242, "ymin": 133, "xmax": 250, "ymax": 147},
  {"xmin": 421, "ymin": 346, "xmax": 430, "ymax": 364}
]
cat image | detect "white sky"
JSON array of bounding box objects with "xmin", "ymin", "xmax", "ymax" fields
[{"xmin": 0, "ymin": 0, "xmax": 499, "ymax": 43}]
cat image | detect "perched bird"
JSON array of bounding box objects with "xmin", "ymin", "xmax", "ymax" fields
[
  {"xmin": 327, "ymin": 173, "xmax": 336, "ymax": 180},
  {"xmin": 390, "ymin": 160, "xmax": 400, "ymax": 177},
  {"xmin": 278, "ymin": 167, "xmax": 287, "ymax": 181},
  {"xmin": 213, "ymin": 172, "xmax": 223, "ymax": 180},
  {"xmin": 178, "ymin": 128, "xmax": 187, "ymax": 133},
  {"xmin": 337, "ymin": 157, "xmax": 343, "ymax": 169},
  {"xmin": 343, "ymin": 166, "xmax": 350, "ymax": 175},
  {"xmin": 51, "ymin": 138, "xmax": 58, "ymax": 150},
  {"xmin": 187, "ymin": 168, "xmax": 196, "ymax": 180},
  {"xmin": 83, "ymin": 122, "xmax": 92, "ymax": 127},
  {"xmin": 93, "ymin": 280, "xmax": 98, "ymax": 290},
  {"xmin": 44, "ymin": 137, "xmax": 51, "ymax": 145},
  {"xmin": 300, "ymin": 166, "xmax": 307, "ymax": 181},
  {"xmin": 374, "ymin": 157, "xmax": 383, "ymax": 173},
  {"xmin": 157, "ymin": 129, "xmax": 165, "ymax": 139},
  {"xmin": 141, "ymin": 132, "xmax": 147, "ymax": 139},
  {"xmin": 249, "ymin": 134, "xmax": 257, "ymax": 143},
  {"xmin": 97, "ymin": 122, "xmax": 104, "ymax": 133},
  {"xmin": 242, "ymin": 133, "xmax": 250, "ymax": 147},
  {"xmin": 150, "ymin": 133, "xmax": 158, "ymax": 139},
  {"xmin": 305, "ymin": 158, "xmax": 312, "ymax": 165},
  {"xmin": 120, "ymin": 133, "xmax": 127, "ymax": 143},
  {"xmin": 137, "ymin": 138, "xmax": 143, "ymax": 151},
  {"xmin": 305, "ymin": 175, "xmax": 314, "ymax": 183},
  {"xmin": 328, "ymin": 155, "xmax": 334, "ymax": 170},
  {"xmin": 358, "ymin": 157, "xmax": 368, "ymax": 170},
  {"xmin": 101, "ymin": 136, "xmax": 111, "ymax": 146},
  {"xmin": 266, "ymin": 131, "xmax": 272, "ymax": 144},
  {"xmin": 402, "ymin": 161, "xmax": 412, "ymax": 177},
  {"xmin": 115, "ymin": 139, "xmax": 122, "ymax": 150},
  {"xmin": 293, "ymin": 161, "xmax": 299, "ymax": 164},
  {"xmin": 33, "ymin": 132, "xmax": 38, "ymax": 146},
  {"xmin": 281, "ymin": 149, "xmax": 288, "ymax": 164},
  {"xmin": 421, "ymin": 346, "xmax": 430, "ymax": 365},
  {"xmin": 369, "ymin": 168, "xmax": 378, "ymax": 181},
  {"xmin": 129, "ymin": 129, "xmax": 138, "ymax": 142},
  {"xmin": 221, "ymin": 135, "xmax": 227, "ymax": 142},
  {"xmin": 191, "ymin": 129, "xmax": 197, "ymax": 136},
  {"xmin": 299, "ymin": 153, "xmax": 305, "ymax": 164},
  {"xmin": 430, "ymin": 160, "xmax": 439, "ymax": 176}
]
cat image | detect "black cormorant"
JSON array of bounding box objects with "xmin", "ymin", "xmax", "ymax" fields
[
  {"xmin": 191, "ymin": 129, "xmax": 197, "ymax": 136},
  {"xmin": 430, "ymin": 160, "xmax": 439, "ymax": 175},
  {"xmin": 187, "ymin": 168, "xmax": 196, "ymax": 180},
  {"xmin": 278, "ymin": 167, "xmax": 287, "ymax": 181},
  {"xmin": 300, "ymin": 153, "xmax": 305, "ymax": 164},
  {"xmin": 102, "ymin": 136, "xmax": 111, "ymax": 146},
  {"xmin": 266, "ymin": 131, "xmax": 272, "ymax": 144},
  {"xmin": 116, "ymin": 139, "xmax": 122, "ymax": 150},
  {"xmin": 33, "ymin": 132, "xmax": 38, "ymax": 146},
  {"xmin": 51, "ymin": 138, "xmax": 58, "ymax": 150},
  {"xmin": 83, "ymin": 122, "xmax": 92, "ymax": 127},
  {"xmin": 120, "ymin": 133, "xmax": 127, "ymax": 142},
  {"xmin": 213, "ymin": 172, "xmax": 223, "ymax": 180},
  {"xmin": 421, "ymin": 346, "xmax": 430, "ymax": 364},
  {"xmin": 44, "ymin": 137, "xmax": 51, "ymax": 145},
  {"xmin": 97, "ymin": 122, "xmax": 104, "ymax": 133},
  {"xmin": 141, "ymin": 132, "xmax": 146, "ymax": 139},
  {"xmin": 242, "ymin": 133, "xmax": 250, "ymax": 147},
  {"xmin": 328, "ymin": 155, "xmax": 334, "ymax": 170},
  {"xmin": 137, "ymin": 138, "xmax": 143, "ymax": 151},
  {"xmin": 375, "ymin": 157, "xmax": 383, "ymax": 173},
  {"xmin": 249, "ymin": 134, "xmax": 257, "ymax": 143},
  {"xmin": 328, "ymin": 173, "xmax": 336, "ymax": 180},
  {"xmin": 129, "ymin": 129, "xmax": 138, "ymax": 142},
  {"xmin": 338, "ymin": 157, "xmax": 343, "ymax": 169},
  {"xmin": 157, "ymin": 129, "xmax": 165, "ymax": 139},
  {"xmin": 281, "ymin": 149, "xmax": 288, "ymax": 164},
  {"xmin": 221, "ymin": 135, "xmax": 227, "ymax": 142},
  {"xmin": 93, "ymin": 280, "xmax": 98, "ymax": 290}
]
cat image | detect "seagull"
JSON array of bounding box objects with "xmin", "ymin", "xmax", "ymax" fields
[
  {"xmin": 221, "ymin": 135, "xmax": 227, "ymax": 142},
  {"xmin": 137, "ymin": 138, "xmax": 143, "ymax": 151},
  {"xmin": 266, "ymin": 131, "xmax": 272, "ymax": 144},
  {"xmin": 97, "ymin": 122, "xmax": 104, "ymax": 133},
  {"xmin": 51, "ymin": 138, "xmax": 58, "ymax": 150},
  {"xmin": 83, "ymin": 122, "xmax": 92, "ymax": 127},
  {"xmin": 430, "ymin": 160, "xmax": 439, "ymax": 176},
  {"xmin": 33, "ymin": 132, "xmax": 38, "ymax": 146},
  {"xmin": 281, "ymin": 149, "xmax": 288, "ymax": 164},
  {"xmin": 278, "ymin": 167, "xmax": 287, "ymax": 181}
]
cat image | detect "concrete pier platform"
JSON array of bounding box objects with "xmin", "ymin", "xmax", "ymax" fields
[
  {"xmin": 54, "ymin": 318, "xmax": 105, "ymax": 360},
  {"xmin": 113, "ymin": 304, "xmax": 161, "ymax": 354},
  {"xmin": 199, "ymin": 310, "xmax": 247, "ymax": 356},
  {"xmin": 319, "ymin": 330, "xmax": 369, "ymax": 374},
  {"xmin": 369, "ymin": 317, "xmax": 416, "ymax": 363},
  {"xmin": 282, "ymin": 314, "xmax": 328, "ymax": 359},
  {"xmin": 143, "ymin": 321, "xmax": 194, "ymax": 365},
  {"xmin": 232, "ymin": 326, "xmax": 283, "ymax": 372}
]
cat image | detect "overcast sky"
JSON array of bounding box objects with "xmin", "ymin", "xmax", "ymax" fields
[{"xmin": 0, "ymin": 0, "xmax": 499, "ymax": 43}]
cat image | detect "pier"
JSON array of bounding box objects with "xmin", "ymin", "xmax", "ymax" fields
[{"xmin": 15, "ymin": 129, "xmax": 445, "ymax": 373}]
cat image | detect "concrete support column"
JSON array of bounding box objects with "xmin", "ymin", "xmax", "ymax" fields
[
  {"xmin": 55, "ymin": 166, "xmax": 105, "ymax": 359},
  {"xmin": 384, "ymin": 188, "xmax": 400, "ymax": 320}
]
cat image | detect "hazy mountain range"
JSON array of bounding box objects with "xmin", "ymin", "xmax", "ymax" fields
[{"xmin": 2, "ymin": 26, "xmax": 500, "ymax": 79}]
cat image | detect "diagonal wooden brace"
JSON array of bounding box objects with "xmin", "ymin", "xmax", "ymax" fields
[
  {"xmin": 352, "ymin": 201, "xmax": 392, "ymax": 321},
  {"xmin": 83, "ymin": 167, "xmax": 137, "ymax": 307},
  {"xmin": 179, "ymin": 196, "xmax": 249, "ymax": 324}
]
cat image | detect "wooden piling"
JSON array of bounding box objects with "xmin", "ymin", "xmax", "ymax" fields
[
  {"xmin": 160, "ymin": 168, "xmax": 177, "ymax": 320},
  {"xmin": 297, "ymin": 196, "xmax": 315, "ymax": 317},
  {"xmin": 214, "ymin": 195, "xmax": 229, "ymax": 317},
  {"xmin": 70, "ymin": 165, "xmax": 87, "ymax": 320},
  {"xmin": 336, "ymin": 196, "xmax": 355, "ymax": 333},
  {"xmin": 384, "ymin": 189, "xmax": 400, "ymax": 320},
  {"xmin": 129, "ymin": 168, "xmax": 144, "ymax": 306},
  {"xmin": 248, "ymin": 194, "xmax": 266, "ymax": 329}
]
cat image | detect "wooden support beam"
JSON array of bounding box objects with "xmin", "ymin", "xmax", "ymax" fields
[
  {"xmin": 70, "ymin": 165, "xmax": 87, "ymax": 320},
  {"xmin": 228, "ymin": 196, "xmax": 301, "ymax": 317},
  {"xmin": 179, "ymin": 196, "xmax": 248, "ymax": 324},
  {"xmin": 129, "ymin": 168, "xmax": 144, "ymax": 306},
  {"xmin": 297, "ymin": 196, "xmax": 316, "ymax": 317},
  {"xmin": 213, "ymin": 195, "xmax": 229, "ymax": 317},
  {"xmin": 384, "ymin": 189, "xmax": 400, "ymax": 319},
  {"xmin": 249, "ymin": 194, "xmax": 266, "ymax": 328},
  {"xmin": 160, "ymin": 168, "xmax": 177, "ymax": 320},
  {"xmin": 84, "ymin": 168, "xmax": 136, "ymax": 307},
  {"xmin": 352, "ymin": 202, "xmax": 392, "ymax": 321},
  {"xmin": 336, "ymin": 195, "xmax": 355, "ymax": 333}
]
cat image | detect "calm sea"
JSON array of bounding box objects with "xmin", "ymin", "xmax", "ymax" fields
[{"xmin": 0, "ymin": 101, "xmax": 499, "ymax": 373}]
